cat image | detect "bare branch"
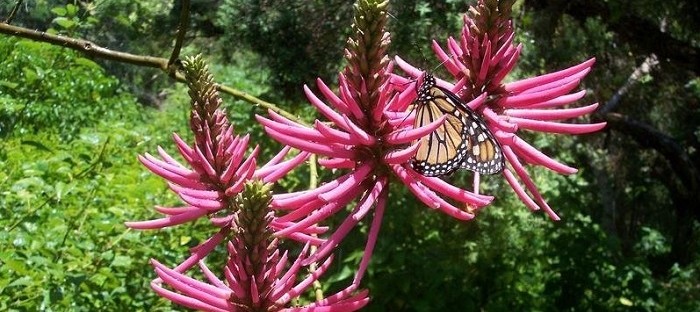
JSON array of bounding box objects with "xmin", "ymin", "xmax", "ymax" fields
[
  {"xmin": 602, "ymin": 112, "xmax": 699, "ymax": 192},
  {"xmin": 3, "ymin": 0, "xmax": 23, "ymax": 24},
  {"xmin": 599, "ymin": 55, "xmax": 658, "ymax": 114},
  {"xmin": 0, "ymin": 22, "xmax": 307, "ymax": 126},
  {"xmin": 168, "ymin": 0, "xmax": 190, "ymax": 67}
]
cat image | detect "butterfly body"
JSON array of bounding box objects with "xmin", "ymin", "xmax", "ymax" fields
[{"xmin": 411, "ymin": 73, "xmax": 504, "ymax": 177}]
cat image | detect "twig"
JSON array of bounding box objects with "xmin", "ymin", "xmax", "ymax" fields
[
  {"xmin": 599, "ymin": 54, "xmax": 658, "ymax": 114},
  {"xmin": 306, "ymin": 154, "xmax": 325, "ymax": 301},
  {"xmin": 168, "ymin": 0, "xmax": 190, "ymax": 67},
  {"xmin": 0, "ymin": 22, "xmax": 307, "ymax": 125},
  {"xmin": 3, "ymin": 0, "xmax": 23, "ymax": 24}
]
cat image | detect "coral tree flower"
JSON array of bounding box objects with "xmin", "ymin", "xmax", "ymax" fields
[
  {"xmin": 128, "ymin": 56, "xmax": 367, "ymax": 311},
  {"xmin": 396, "ymin": 0, "xmax": 606, "ymax": 219},
  {"xmin": 149, "ymin": 182, "xmax": 369, "ymax": 312},
  {"xmin": 257, "ymin": 0, "xmax": 493, "ymax": 289},
  {"xmin": 125, "ymin": 56, "xmax": 314, "ymax": 242}
]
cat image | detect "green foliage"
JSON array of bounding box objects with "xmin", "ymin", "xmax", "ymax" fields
[
  {"xmin": 215, "ymin": 0, "xmax": 353, "ymax": 101},
  {"xmin": 0, "ymin": 37, "xmax": 141, "ymax": 140},
  {"xmin": 2, "ymin": 0, "xmax": 699, "ymax": 310}
]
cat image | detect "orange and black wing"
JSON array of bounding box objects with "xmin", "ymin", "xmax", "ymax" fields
[{"xmin": 411, "ymin": 73, "xmax": 504, "ymax": 176}]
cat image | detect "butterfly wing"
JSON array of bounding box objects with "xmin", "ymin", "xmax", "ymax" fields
[
  {"xmin": 411, "ymin": 73, "xmax": 504, "ymax": 176},
  {"xmin": 412, "ymin": 86, "xmax": 470, "ymax": 176},
  {"xmin": 443, "ymin": 90, "xmax": 505, "ymax": 175}
]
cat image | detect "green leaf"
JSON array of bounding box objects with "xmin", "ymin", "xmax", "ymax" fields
[
  {"xmin": 74, "ymin": 57, "xmax": 102, "ymax": 70},
  {"xmin": 51, "ymin": 7, "xmax": 67, "ymax": 17},
  {"xmin": 65, "ymin": 4, "xmax": 79, "ymax": 17},
  {"xmin": 0, "ymin": 80, "xmax": 19, "ymax": 89},
  {"xmin": 21, "ymin": 140, "xmax": 53, "ymax": 152},
  {"xmin": 22, "ymin": 67, "xmax": 37, "ymax": 84},
  {"xmin": 53, "ymin": 17, "xmax": 76, "ymax": 29},
  {"xmin": 111, "ymin": 255, "xmax": 132, "ymax": 267}
]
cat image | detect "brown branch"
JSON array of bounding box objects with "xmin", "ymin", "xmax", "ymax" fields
[
  {"xmin": 524, "ymin": 0, "xmax": 700, "ymax": 75},
  {"xmin": 601, "ymin": 112, "xmax": 699, "ymax": 192},
  {"xmin": 3, "ymin": 0, "xmax": 23, "ymax": 24},
  {"xmin": 168, "ymin": 0, "xmax": 190, "ymax": 67},
  {"xmin": 0, "ymin": 22, "xmax": 306, "ymax": 125},
  {"xmin": 0, "ymin": 22, "xmax": 169, "ymax": 69}
]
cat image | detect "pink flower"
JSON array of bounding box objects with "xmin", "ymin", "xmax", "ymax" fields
[
  {"xmin": 125, "ymin": 57, "xmax": 317, "ymax": 243},
  {"xmin": 148, "ymin": 182, "xmax": 369, "ymax": 312},
  {"xmin": 257, "ymin": 1, "xmax": 494, "ymax": 289},
  {"xmin": 395, "ymin": 0, "xmax": 606, "ymax": 219},
  {"xmin": 129, "ymin": 56, "xmax": 367, "ymax": 310}
]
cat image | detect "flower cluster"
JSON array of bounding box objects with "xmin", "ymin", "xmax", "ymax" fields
[
  {"xmin": 129, "ymin": 0, "xmax": 604, "ymax": 309},
  {"xmin": 127, "ymin": 55, "xmax": 367, "ymax": 311},
  {"xmin": 395, "ymin": 0, "xmax": 605, "ymax": 219}
]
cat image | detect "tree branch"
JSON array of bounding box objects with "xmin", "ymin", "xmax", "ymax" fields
[
  {"xmin": 0, "ymin": 22, "xmax": 307, "ymax": 126},
  {"xmin": 168, "ymin": 0, "xmax": 190, "ymax": 67},
  {"xmin": 524, "ymin": 0, "xmax": 700, "ymax": 75},
  {"xmin": 3, "ymin": 0, "xmax": 23, "ymax": 24},
  {"xmin": 601, "ymin": 112, "xmax": 699, "ymax": 193},
  {"xmin": 599, "ymin": 55, "xmax": 658, "ymax": 114}
]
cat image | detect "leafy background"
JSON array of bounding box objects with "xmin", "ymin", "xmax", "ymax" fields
[{"xmin": 1, "ymin": 0, "xmax": 698, "ymax": 311}]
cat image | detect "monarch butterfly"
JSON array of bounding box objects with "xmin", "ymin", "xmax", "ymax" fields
[{"xmin": 411, "ymin": 72, "xmax": 504, "ymax": 177}]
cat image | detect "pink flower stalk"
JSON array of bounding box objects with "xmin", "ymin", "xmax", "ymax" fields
[
  {"xmin": 257, "ymin": 0, "xmax": 494, "ymax": 288},
  {"xmin": 125, "ymin": 56, "xmax": 318, "ymax": 243},
  {"xmin": 396, "ymin": 0, "xmax": 606, "ymax": 219},
  {"xmin": 128, "ymin": 56, "xmax": 367, "ymax": 310},
  {"xmin": 149, "ymin": 182, "xmax": 369, "ymax": 312}
]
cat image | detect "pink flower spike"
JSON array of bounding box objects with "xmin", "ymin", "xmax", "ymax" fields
[
  {"xmin": 431, "ymin": 39, "xmax": 461, "ymax": 75},
  {"xmin": 264, "ymin": 127, "xmax": 356, "ymax": 159},
  {"xmin": 152, "ymin": 260, "xmax": 232, "ymax": 299},
  {"xmin": 504, "ymin": 103, "xmax": 599, "ymax": 120},
  {"xmin": 150, "ymin": 283, "xmax": 229, "ymax": 312},
  {"xmin": 383, "ymin": 141, "xmax": 421, "ymax": 165},
  {"xmin": 257, "ymin": 115, "xmax": 327, "ymax": 142},
  {"xmin": 154, "ymin": 205, "xmax": 191, "ymax": 215},
  {"xmin": 528, "ymin": 90, "xmax": 588, "ymax": 109},
  {"xmin": 502, "ymin": 168, "xmax": 541, "ymax": 212},
  {"xmin": 173, "ymin": 133, "xmax": 195, "ymax": 163},
  {"xmin": 302, "ymin": 185, "xmax": 383, "ymax": 266},
  {"xmin": 318, "ymin": 163, "xmax": 373, "ymax": 203},
  {"xmin": 125, "ymin": 208, "xmax": 208, "ymax": 229},
  {"xmin": 157, "ymin": 146, "xmax": 185, "ymax": 168},
  {"xmin": 511, "ymin": 136, "xmax": 578, "ymax": 174},
  {"xmin": 314, "ymin": 120, "xmax": 362, "ymax": 145},
  {"xmin": 317, "ymin": 157, "xmax": 356, "ymax": 169},
  {"xmin": 178, "ymin": 193, "xmax": 224, "ymax": 210},
  {"xmin": 414, "ymin": 173, "xmax": 493, "ymax": 207},
  {"xmin": 337, "ymin": 74, "xmax": 368, "ymax": 123},
  {"xmin": 464, "ymin": 93, "xmax": 488, "ymax": 111},
  {"xmin": 342, "ymin": 114, "xmax": 376, "ymax": 145},
  {"xmin": 508, "ymin": 117, "xmax": 607, "ymax": 134},
  {"xmin": 385, "ymin": 114, "xmax": 446, "ymax": 145},
  {"xmin": 352, "ymin": 189, "xmax": 387, "ymax": 287},
  {"xmin": 138, "ymin": 154, "xmax": 203, "ymax": 189},
  {"xmin": 478, "ymin": 41, "xmax": 492, "ymax": 82},
  {"xmin": 316, "ymin": 77, "xmax": 351, "ymax": 116},
  {"xmin": 502, "ymin": 145, "xmax": 560, "ymax": 219},
  {"xmin": 262, "ymin": 145, "xmax": 292, "ymax": 168},
  {"xmin": 168, "ymin": 183, "xmax": 221, "ymax": 200},
  {"xmin": 255, "ymin": 151, "xmax": 310, "ymax": 183},
  {"xmin": 393, "ymin": 55, "xmax": 423, "ymax": 78},
  {"xmin": 500, "ymin": 79, "xmax": 581, "ymax": 108},
  {"xmin": 505, "ymin": 58, "xmax": 596, "ymax": 93},
  {"xmin": 272, "ymin": 178, "xmax": 342, "ymax": 208},
  {"xmin": 491, "ymin": 44, "xmax": 522, "ymax": 84},
  {"xmin": 353, "ymin": 178, "xmax": 387, "ymax": 220},
  {"xmin": 482, "ymin": 108, "xmax": 518, "ymax": 132},
  {"xmin": 303, "ymin": 85, "xmax": 355, "ymax": 133}
]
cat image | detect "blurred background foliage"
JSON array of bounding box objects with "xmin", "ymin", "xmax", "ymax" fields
[{"xmin": 1, "ymin": 0, "xmax": 699, "ymax": 311}]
